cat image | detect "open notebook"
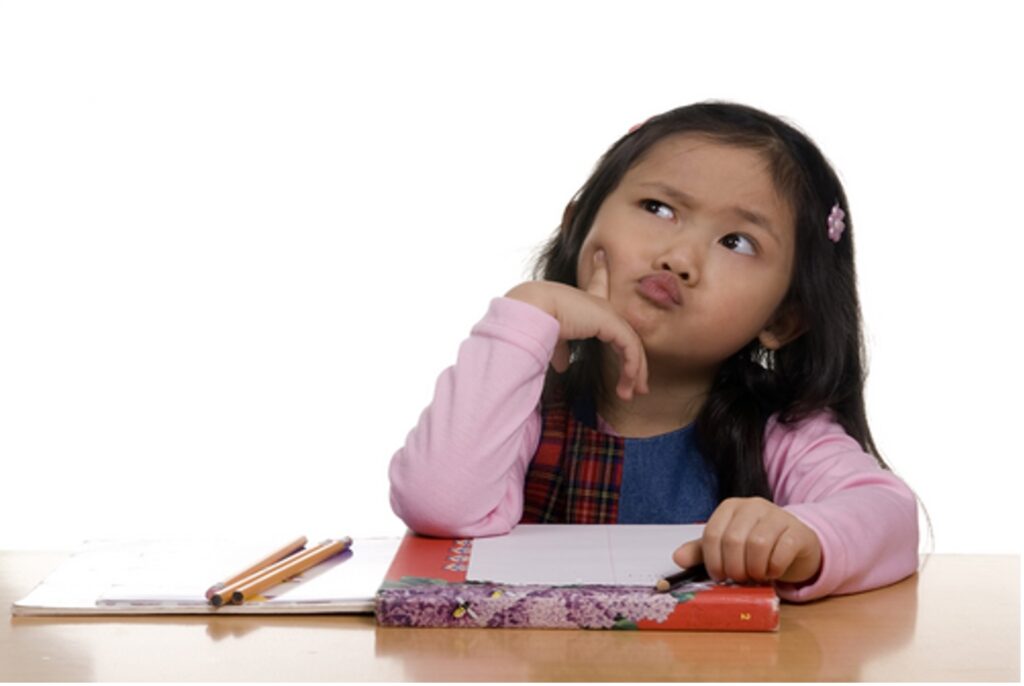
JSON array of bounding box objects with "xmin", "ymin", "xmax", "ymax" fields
[
  {"xmin": 12, "ymin": 537, "xmax": 401, "ymax": 616},
  {"xmin": 377, "ymin": 524, "xmax": 780, "ymax": 631}
]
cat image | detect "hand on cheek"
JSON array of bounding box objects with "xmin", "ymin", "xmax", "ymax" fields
[
  {"xmin": 584, "ymin": 250, "xmax": 649, "ymax": 399},
  {"xmin": 672, "ymin": 497, "xmax": 823, "ymax": 585},
  {"xmin": 505, "ymin": 249, "xmax": 648, "ymax": 400}
]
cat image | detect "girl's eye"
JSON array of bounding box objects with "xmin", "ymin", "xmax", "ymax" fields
[
  {"xmin": 720, "ymin": 233, "xmax": 757, "ymax": 256},
  {"xmin": 641, "ymin": 199, "xmax": 675, "ymax": 221}
]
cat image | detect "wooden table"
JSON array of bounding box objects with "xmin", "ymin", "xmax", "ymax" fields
[{"xmin": 1, "ymin": 553, "xmax": 1018, "ymax": 681}]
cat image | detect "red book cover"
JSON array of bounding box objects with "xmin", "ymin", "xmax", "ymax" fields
[{"xmin": 375, "ymin": 532, "xmax": 779, "ymax": 631}]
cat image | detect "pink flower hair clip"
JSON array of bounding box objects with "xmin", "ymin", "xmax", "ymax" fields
[
  {"xmin": 628, "ymin": 118, "xmax": 650, "ymax": 134},
  {"xmin": 827, "ymin": 203, "xmax": 846, "ymax": 243}
]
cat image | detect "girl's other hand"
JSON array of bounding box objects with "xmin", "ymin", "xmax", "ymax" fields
[
  {"xmin": 671, "ymin": 497, "xmax": 823, "ymax": 584},
  {"xmin": 505, "ymin": 251, "xmax": 649, "ymax": 400}
]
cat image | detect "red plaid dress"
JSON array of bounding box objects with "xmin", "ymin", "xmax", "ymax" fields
[{"xmin": 521, "ymin": 397, "xmax": 625, "ymax": 524}]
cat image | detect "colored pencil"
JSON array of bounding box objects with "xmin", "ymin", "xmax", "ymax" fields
[
  {"xmin": 209, "ymin": 537, "xmax": 338, "ymax": 607},
  {"xmin": 654, "ymin": 563, "xmax": 709, "ymax": 593},
  {"xmin": 205, "ymin": 535, "xmax": 308, "ymax": 601},
  {"xmin": 223, "ymin": 537, "xmax": 353, "ymax": 606}
]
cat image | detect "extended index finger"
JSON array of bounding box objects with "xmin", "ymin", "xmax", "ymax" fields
[{"xmin": 585, "ymin": 249, "xmax": 610, "ymax": 300}]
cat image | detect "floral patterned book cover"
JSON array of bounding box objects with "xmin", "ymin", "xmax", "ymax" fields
[{"xmin": 374, "ymin": 532, "xmax": 779, "ymax": 631}]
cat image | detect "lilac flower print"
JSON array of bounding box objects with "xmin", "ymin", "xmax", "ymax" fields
[{"xmin": 376, "ymin": 579, "xmax": 684, "ymax": 629}]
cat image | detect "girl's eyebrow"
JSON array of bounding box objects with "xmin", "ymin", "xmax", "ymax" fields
[{"xmin": 637, "ymin": 181, "xmax": 780, "ymax": 244}]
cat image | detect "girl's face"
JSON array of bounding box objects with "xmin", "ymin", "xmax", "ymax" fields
[{"xmin": 577, "ymin": 134, "xmax": 798, "ymax": 375}]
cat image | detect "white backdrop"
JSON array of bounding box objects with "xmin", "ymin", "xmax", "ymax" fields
[{"xmin": 1, "ymin": 1, "xmax": 1021, "ymax": 554}]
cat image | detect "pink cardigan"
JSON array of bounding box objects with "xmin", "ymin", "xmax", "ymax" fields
[{"xmin": 389, "ymin": 297, "xmax": 919, "ymax": 601}]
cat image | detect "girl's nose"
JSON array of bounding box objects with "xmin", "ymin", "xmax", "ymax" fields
[{"xmin": 656, "ymin": 242, "xmax": 700, "ymax": 286}]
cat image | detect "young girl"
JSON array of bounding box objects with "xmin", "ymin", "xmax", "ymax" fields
[{"xmin": 388, "ymin": 102, "xmax": 919, "ymax": 602}]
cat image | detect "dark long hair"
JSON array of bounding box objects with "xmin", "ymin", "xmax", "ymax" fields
[{"xmin": 534, "ymin": 102, "xmax": 888, "ymax": 502}]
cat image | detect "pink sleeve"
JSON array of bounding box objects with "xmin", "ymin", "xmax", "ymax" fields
[
  {"xmin": 764, "ymin": 413, "xmax": 920, "ymax": 602},
  {"xmin": 388, "ymin": 297, "xmax": 559, "ymax": 538}
]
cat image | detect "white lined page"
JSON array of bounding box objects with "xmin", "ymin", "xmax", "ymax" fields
[{"xmin": 467, "ymin": 524, "xmax": 703, "ymax": 586}]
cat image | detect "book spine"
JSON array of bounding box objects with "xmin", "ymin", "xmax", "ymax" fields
[
  {"xmin": 375, "ymin": 584, "xmax": 778, "ymax": 631},
  {"xmin": 637, "ymin": 591, "xmax": 780, "ymax": 631}
]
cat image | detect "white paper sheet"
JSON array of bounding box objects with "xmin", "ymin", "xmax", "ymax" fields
[
  {"xmin": 12, "ymin": 536, "xmax": 401, "ymax": 615},
  {"xmin": 466, "ymin": 524, "xmax": 704, "ymax": 586}
]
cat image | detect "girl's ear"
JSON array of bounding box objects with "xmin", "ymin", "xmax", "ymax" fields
[{"xmin": 758, "ymin": 305, "xmax": 805, "ymax": 351}]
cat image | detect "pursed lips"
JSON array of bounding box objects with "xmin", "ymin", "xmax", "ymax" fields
[{"xmin": 636, "ymin": 272, "xmax": 683, "ymax": 308}]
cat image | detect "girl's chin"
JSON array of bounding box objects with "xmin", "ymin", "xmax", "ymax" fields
[{"xmin": 622, "ymin": 306, "xmax": 666, "ymax": 339}]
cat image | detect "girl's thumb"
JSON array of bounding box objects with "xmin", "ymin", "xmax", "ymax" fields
[{"xmin": 672, "ymin": 539, "xmax": 703, "ymax": 569}]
